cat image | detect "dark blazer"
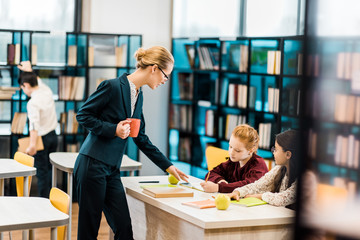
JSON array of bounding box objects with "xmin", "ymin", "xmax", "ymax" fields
[{"xmin": 77, "ymin": 73, "xmax": 172, "ymax": 171}]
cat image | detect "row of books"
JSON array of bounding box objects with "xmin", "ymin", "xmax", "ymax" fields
[
  {"xmin": 282, "ymin": 88, "xmax": 301, "ymax": 116},
  {"xmin": 227, "ymin": 44, "xmax": 249, "ymax": 72},
  {"xmin": 0, "ymin": 86, "xmax": 19, "ymax": 100},
  {"xmin": 169, "ymin": 104, "xmax": 192, "ymax": 132},
  {"xmin": 334, "ymin": 94, "xmax": 360, "ymax": 124},
  {"xmin": 197, "ymin": 45, "xmax": 220, "ymax": 70},
  {"xmin": 227, "ymin": 84, "xmax": 256, "ymax": 109},
  {"xmin": 228, "ymin": 83, "xmax": 247, "ymax": 108},
  {"xmin": 267, "ymin": 87, "xmax": 279, "ymax": 113},
  {"xmin": 179, "ymin": 137, "xmax": 191, "ymax": 163},
  {"xmin": 223, "ymin": 114, "xmax": 247, "ymax": 140},
  {"xmin": 6, "ymin": 44, "xmax": 37, "ymax": 65},
  {"xmin": 68, "ymin": 44, "xmax": 128, "ymax": 67},
  {"xmin": 59, "ymin": 110, "xmax": 79, "ymax": 134},
  {"xmin": 267, "ymin": 50, "xmax": 281, "ymax": 75},
  {"xmin": 177, "ymin": 73, "xmax": 193, "ymax": 100},
  {"xmin": 263, "ymin": 159, "xmax": 276, "ymax": 171},
  {"xmin": 308, "ymin": 130, "xmax": 359, "ymax": 169},
  {"xmin": 258, "ymin": 123, "xmax": 272, "ymax": 149},
  {"xmin": 11, "ymin": 112, "xmax": 27, "ymax": 134},
  {"xmin": 66, "ymin": 142, "xmax": 80, "ymax": 152},
  {"xmin": 335, "ymin": 134, "xmax": 359, "ymax": 169},
  {"xmin": 337, "ymin": 52, "xmax": 360, "ymax": 80},
  {"xmin": 58, "ymin": 76, "xmax": 85, "ymax": 100}
]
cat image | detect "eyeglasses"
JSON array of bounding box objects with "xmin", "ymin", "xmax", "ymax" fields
[
  {"xmin": 158, "ymin": 66, "xmax": 169, "ymax": 80},
  {"xmin": 271, "ymin": 146, "xmax": 276, "ymax": 153}
]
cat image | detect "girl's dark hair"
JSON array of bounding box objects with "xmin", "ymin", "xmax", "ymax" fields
[
  {"xmin": 18, "ymin": 72, "xmax": 38, "ymax": 87},
  {"xmin": 272, "ymin": 129, "xmax": 301, "ymax": 193}
]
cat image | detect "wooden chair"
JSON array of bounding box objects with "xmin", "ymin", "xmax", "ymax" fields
[
  {"xmin": 50, "ymin": 187, "xmax": 70, "ymax": 240},
  {"xmin": 14, "ymin": 151, "xmax": 34, "ymax": 197},
  {"xmin": 205, "ymin": 146, "xmax": 229, "ymax": 171}
]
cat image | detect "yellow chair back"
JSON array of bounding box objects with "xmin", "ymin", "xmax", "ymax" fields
[
  {"xmin": 14, "ymin": 151, "xmax": 34, "ymax": 197},
  {"xmin": 50, "ymin": 187, "xmax": 70, "ymax": 240},
  {"xmin": 205, "ymin": 146, "xmax": 229, "ymax": 171}
]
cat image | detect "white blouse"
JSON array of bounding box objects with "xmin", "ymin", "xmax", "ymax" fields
[{"xmin": 234, "ymin": 165, "xmax": 297, "ymax": 207}]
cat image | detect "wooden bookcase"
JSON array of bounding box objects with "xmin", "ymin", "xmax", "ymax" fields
[
  {"xmin": 168, "ymin": 36, "xmax": 304, "ymax": 179},
  {"xmin": 0, "ymin": 29, "xmax": 142, "ymax": 163}
]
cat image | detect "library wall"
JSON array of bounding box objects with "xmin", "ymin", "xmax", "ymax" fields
[{"xmin": 86, "ymin": 0, "xmax": 173, "ymax": 176}]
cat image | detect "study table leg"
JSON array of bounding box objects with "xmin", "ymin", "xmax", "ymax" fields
[
  {"xmin": 52, "ymin": 165, "xmax": 57, "ymax": 188},
  {"xmin": 67, "ymin": 173, "xmax": 73, "ymax": 240}
]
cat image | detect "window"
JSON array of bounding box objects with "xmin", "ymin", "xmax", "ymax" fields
[
  {"xmin": 173, "ymin": 0, "xmax": 241, "ymax": 38},
  {"xmin": 0, "ymin": 0, "xmax": 75, "ymax": 31}
]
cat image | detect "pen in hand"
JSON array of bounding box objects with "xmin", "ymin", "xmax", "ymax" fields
[{"xmin": 205, "ymin": 173, "xmax": 210, "ymax": 182}]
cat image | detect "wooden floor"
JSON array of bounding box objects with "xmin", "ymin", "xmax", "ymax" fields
[{"xmin": 2, "ymin": 203, "xmax": 111, "ymax": 240}]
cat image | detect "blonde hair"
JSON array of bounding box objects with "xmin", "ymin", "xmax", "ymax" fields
[
  {"xmin": 231, "ymin": 124, "xmax": 259, "ymax": 151},
  {"xmin": 134, "ymin": 46, "xmax": 174, "ymax": 70}
]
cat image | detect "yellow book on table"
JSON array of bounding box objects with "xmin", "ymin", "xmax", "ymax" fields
[
  {"xmin": 143, "ymin": 187, "xmax": 194, "ymax": 198},
  {"xmin": 231, "ymin": 197, "xmax": 267, "ymax": 207}
]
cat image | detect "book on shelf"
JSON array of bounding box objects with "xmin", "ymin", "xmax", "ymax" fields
[
  {"xmin": 179, "ymin": 137, "xmax": 191, "ymax": 163},
  {"xmin": 231, "ymin": 197, "xmax": 267, "ymax": 207},
  {"xmin": 115, "ymin": 44, "xmax": 127, "ymax": 67},
  {"xmin": 14, "ymin": 43, "xmax": 20, "ymax": 65},
  {"xmin": 205, "ymin": 109, "xmax": 215, "ymax": 137},
  {"xmin": 60, "ymin": 110, "xmax": 79, "ymax": 134},
  {"xmin": 142, "ymin": 186, "xmax": 194, "ymax": 198},
  {"xmin": 178, "ymin": 73, "xmax": 193, "ymax": 100},
  {"xmin": 18, "ymin": 136, "xmax": 44, "ymax": 153},
  {"xmin": 263, "ymin": 159, "xmax": 275, "ymax": 171},
  {"xmin": 66, "ymin": 142, "xmax": 80, "ymax": 152},
  {"xmin": 334, "ymin": 134, "xmax": 359, "ymax": 169},
  {"xmin": 224, "ymin": 114, "xmax": 246, "ymax": 140},
  {"xmin": 7, "ymin": 44, "xmax": 15, "ymax": 65},
  {"xmin": 31, "ymin": 44, "xmax": 37, "ymax": 65},
  {"xmin": 267, "ymin": 50, "xmax": 281, "ymax": 75},
  {"xmin": 11, "ymin": 112, "xmax": 27, "ymax": 134},
  {"xmin": 184, "ymin": 44, "xmax": 195, "ymax": 68},
  {"xmin": 88, "ymin": 46, "xmax": 94, "ymax": 67},
  {"xmin": 0, "ymin": 86, "xmax": 19, "ymax": 100},
  {"xmin": 181, "ymin": 199, "xmax": 215, "ymax": 209},
  {"xmin": 58, "ymin": 76, "xmax": 85, "ymax": 100},
  {"xmin": 68, "ymin": 45, "xmax": 77, "ymax": 66},
  {"xmin": 258, "ymin": 123, "xmax": 272, "ymax": 149}
]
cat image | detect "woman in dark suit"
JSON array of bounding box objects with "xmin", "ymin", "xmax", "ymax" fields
[{"xmin": 74, "ymin": 46, "xmax": 188, "ymax": 240}]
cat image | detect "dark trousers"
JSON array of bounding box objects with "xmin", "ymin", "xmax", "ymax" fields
[
  {"xmin": 34, "ymin": 130, "xmax": 57, "ymax": 198},
  {"xmin": 74, "ymin": 154, "xmax": 133, "ymax": 240}
]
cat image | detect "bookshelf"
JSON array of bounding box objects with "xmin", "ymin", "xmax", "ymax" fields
[
  {"xmin": 168, "ymin": 36, "xmax": 304, "ymax": 179},
  {"xmin": 295, "ymin": 2, "xmax": 360, "ymax": 239},
  {"xmin": 0, "ymin": 29, "xmax": 142, "ymax": 163}
]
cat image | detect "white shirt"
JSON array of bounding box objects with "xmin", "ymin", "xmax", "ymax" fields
[
  {"xmin": 128, "ymin": 79, "xmax": 139, "ymax": 116},
  {"xmin": 234, "ymin": 165, "xmax": 297, "ymax": 207},
  {"xmin": 27, "ymin": 79, "xmax": 58, "ymax": 136}
]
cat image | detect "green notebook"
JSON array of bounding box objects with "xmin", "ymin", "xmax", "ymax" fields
[{"xmin": 231, "ymin": 197, "xmax": 267, "ymax": 207}]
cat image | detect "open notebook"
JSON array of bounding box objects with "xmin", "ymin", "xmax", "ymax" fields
[{"xmin": 179, "ymin": 181, "xmax": 204, "ymax": 192}]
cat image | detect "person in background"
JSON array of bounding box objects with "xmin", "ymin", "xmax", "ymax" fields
[
  {"xmin": 228, "ymin": 129, "xmax": 301, "ymax": 208},
  {"xmin": 201, "ymin": 124, "xmax": 268, "ymax": 193},
  {"xmin": 17, "ymin": 61, "xmax": 58, "ymax": 198},
  {"xmin": 74, "ymin": 46, "xmax": 189, "ymax": 240}
]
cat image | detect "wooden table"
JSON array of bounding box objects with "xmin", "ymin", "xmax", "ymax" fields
[
  {"xmin": 0, "ymin": 158, "xmax": 36, "ymax": 196},
  {"xmin": 122, "ymin": 175, "xmax": 295, "ymax": 240},
  {"xmin": 49, "ymin": 152, "xmax": 142, "ymax": 240},
  {"xmin": 0, "ymin": 196, "xmax": 69, "ymax": 240}
]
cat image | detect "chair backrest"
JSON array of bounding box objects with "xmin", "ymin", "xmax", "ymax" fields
[
  {"xmin": 14, "ymin": 151, "xmax": 34, "ymax": 197},
  {"xmin": 50, "ymin": 187, "xmax": 70, "ymax": 240},
  {"xmin": 205, "ymin": 146, "xmax": 229, "ymax": 171}
]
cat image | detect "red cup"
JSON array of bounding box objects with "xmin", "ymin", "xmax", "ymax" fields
[{"xmin": 127, "ymin": 118, "xmax": 141, "ymax": 137}]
